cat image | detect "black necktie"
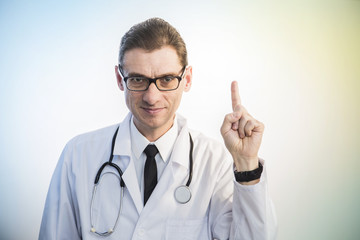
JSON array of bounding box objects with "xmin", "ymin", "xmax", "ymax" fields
[{"xmin": 144, "ymin": 144, "xmax": 159, "ymax": 205}]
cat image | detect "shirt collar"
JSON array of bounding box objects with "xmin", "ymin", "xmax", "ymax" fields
[{"xmin": 130, "ymin": 115, "xmax": 178, "ymax": 162}]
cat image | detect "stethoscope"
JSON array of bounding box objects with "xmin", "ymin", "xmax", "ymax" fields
[{"xmin": 90, "ymin": 126, "xmax": 194, "ymax": 236}]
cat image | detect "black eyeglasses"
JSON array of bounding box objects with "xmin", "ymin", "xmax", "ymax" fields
[{"xmin": 118, "ymin": 66, "xmax": 187, "ymax": 91}]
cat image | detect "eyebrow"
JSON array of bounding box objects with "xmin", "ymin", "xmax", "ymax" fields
[{"xmin": 125, "ymin": 68, "xmax": 184, "ymax": 78}]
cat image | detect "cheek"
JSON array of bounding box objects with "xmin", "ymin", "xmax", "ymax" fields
[
  {"xmin": 124, "ymin": 91, "xmax": 137, "ymax": 109},
  {"xmin": 168, "ymin": 92, "xmax": 183, "ymax": 110}
]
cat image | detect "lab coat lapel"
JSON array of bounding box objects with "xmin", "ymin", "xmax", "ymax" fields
[
  {"xmin": 113, "ymin": 113, "xmax": 143, "ymax": 214},
  {"xmin": 122, "ymin": 158, "xmax": 143, "ymax": 214}
]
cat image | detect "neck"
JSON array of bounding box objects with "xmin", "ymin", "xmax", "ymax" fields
[
  {"xmin": 133, "ymin": 117, "xmax": 175, "ymax": 142},
  {"xmin": 142, "ymin": 127, "xmax": 171, "ymax": 142}
]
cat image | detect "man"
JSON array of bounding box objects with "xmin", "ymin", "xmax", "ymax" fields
[{"xmin": 39, "ymin": 18, "xmax": 277, "ymax": 239}]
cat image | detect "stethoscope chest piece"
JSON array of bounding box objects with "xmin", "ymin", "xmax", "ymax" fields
[{"xmin": 174, "ymin": 185, "xmax": 191, "ymax": 204}]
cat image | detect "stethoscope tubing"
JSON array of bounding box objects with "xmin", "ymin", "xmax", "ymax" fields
[
  {"xmin": 186, "ymin": 133, "xmax": 194, "ymax": 187},
  {"xmin": 90, "ymin": 126, "xmax": 194, "ymax": 236}
]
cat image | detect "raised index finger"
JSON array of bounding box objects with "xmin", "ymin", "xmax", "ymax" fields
[{"xmin": 231, "ymin": 81, "xmax": 242, "ymax": 111}]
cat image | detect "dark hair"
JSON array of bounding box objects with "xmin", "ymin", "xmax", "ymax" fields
[{"xmin": 118, "ymin": 18, "xmax": 188, "ymax": 68}]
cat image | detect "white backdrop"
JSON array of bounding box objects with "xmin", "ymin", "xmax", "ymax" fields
[{"xmin": 1, "ymin": 0, "xmax": 359, "ymax": 239}]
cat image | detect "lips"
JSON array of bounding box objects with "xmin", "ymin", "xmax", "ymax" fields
[{"xmin": 142, "ymin": 107, "xmax": 164, "ymax": 114}]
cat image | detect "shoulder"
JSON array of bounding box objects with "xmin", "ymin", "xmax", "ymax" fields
[
  {"xmin": 56, "ymin": 123, "xmax": 121, "ymax": 173},
  {"xmin": 177, "ymin": 114, "xmax": 231, "ymax": 163},
  {"xmin": 189, "ymin": 129, "xmax": 226, "ymax": 152},
  {"xmin": 189, "ymin": 129, "xmax": 232, "ymax": 166},
  {"xmin": 187, "ymin": 129, "xmax": 234, "ymax": 190},
  {"xmin": 66, "ymin": 123, "xmax": 119, "ymax": 150},
  {"xmin": 60, "ymin": 123, "xmax": 122, "ymax": 167},
  {"xmin": 66, "ymin": 113, "xmax": 132, "ymax": 151}
]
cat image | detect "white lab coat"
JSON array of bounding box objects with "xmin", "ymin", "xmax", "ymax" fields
[{"xmin": 39, "ymin": 113, "xmax": 277, "ymax": 240}]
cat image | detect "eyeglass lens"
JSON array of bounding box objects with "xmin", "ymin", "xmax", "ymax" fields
[{"xmin": 126, "ymin": 76, "xmax": 180, "ymax": 91}]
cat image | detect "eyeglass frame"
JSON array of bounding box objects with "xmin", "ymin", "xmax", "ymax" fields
[{"xmin": 117, "ymin": 65, "xmax": 187, "ymax": 92}]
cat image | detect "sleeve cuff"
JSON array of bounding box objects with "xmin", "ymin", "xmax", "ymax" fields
[{"xmin": 233, "ymin": 158, "xmax": 267, "ymax": 191}]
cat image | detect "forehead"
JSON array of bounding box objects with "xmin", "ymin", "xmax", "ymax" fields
[{"xmin": 122, "ymin": 46, "xmax": 182, "ymax": 76}]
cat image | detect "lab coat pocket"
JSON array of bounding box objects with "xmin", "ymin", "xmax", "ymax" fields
[{"xmin": 165, "ymin": 217, "xmax": 208, "ymax": 240}]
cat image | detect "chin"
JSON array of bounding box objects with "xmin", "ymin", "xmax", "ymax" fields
[{"xmin": 142, "ymin": 117, "xmax": 172, "ymax": 131}]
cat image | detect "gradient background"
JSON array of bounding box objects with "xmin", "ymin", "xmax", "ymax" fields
[{"xmin": 1, "ymin": 0, "xmax": 359, "ymax": 239}]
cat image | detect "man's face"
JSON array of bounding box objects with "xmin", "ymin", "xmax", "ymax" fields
[{"xmin": 116, "ymin": 46, "xmax": 192, "ymax": 140}]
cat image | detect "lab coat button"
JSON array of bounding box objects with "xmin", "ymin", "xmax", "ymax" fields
[{"xmin": 138, "ymin": 228, "xmax": 145, "ymax": 237}]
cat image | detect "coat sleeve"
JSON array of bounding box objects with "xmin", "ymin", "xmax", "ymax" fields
[
  {"xmin": 209, "ymin": 152, "xmax": 277, "ymax": 240},
  {"xmin": 39, "ymin": 142, "xmax": 81, "ymax": 240},
  {"xmin": 230, "ymin": 159, "xmax": 278, "ymax": 240}
]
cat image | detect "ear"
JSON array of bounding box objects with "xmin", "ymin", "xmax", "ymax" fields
[
  {"xmin": 115, "ymin": 65, "xmax": 125, "ymax": 91},
  {"xmin": 183, "ymin": 66, "xmax": 192, "ymax": 92}
]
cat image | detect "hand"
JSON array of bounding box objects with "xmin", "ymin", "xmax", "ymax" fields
[{"xmin": 220, "ymin": 81, "xmax": 264, "ymax": 172}]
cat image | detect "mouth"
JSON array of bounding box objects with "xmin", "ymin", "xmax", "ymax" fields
[{"xmin": 141, "ymin": 107, "xmax": 164, "ymax": 115}]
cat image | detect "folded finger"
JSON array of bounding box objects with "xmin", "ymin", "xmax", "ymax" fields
[
  {"xmin": 244, "ymin": 119, "xmax": 256, "ymax": 137},
  {"xmin": 238, "ymin": 116, "xmax": 248, "ymax": 139},
  {"xmin": 221, "ymin": 112, "xmax": 240, "ymax": 135}
]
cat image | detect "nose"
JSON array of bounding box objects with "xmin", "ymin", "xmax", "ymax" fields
[{"xmin": 142, "ymin": 82, "xmax": 161, "ymax": 105}]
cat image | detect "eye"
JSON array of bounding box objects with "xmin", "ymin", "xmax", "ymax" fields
[
  {"xmin": 129, "ymin": 77, "xmax": 145, "ymax": 83},
  {"xmin": 162, "ymin": 76, "xmax": 175, "ymax": 83}
]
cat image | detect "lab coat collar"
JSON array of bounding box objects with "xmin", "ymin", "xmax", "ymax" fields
[
  {"xmin": 113, "ymin": 113, "xmax": 132, "ymax": 156},
  {"xmin": 169, "ymin": 114, "xmax": 190, "ymax": 170}
]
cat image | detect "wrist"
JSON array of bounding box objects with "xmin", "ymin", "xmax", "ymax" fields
[
  {"xmin": 233, "ymin": 156, "xmax": 259, "ymax": 171},
  {"xmin": 234, "ymin": 161, "xmax": 263, "ymax": 183}
]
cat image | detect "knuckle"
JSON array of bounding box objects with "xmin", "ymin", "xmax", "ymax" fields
[
  {"xmin": 234, "ymin": 104, "xmax": 242, "ymax": 111},
  {"xmin": 250, "ymin": 119, "xmax": 256, "ymax": 126},
  {"xmin": 257, "ymin": 120, "xmax": 264, "ymax": 127},
  {"xmin": 226, "ymin": 113, "xmax": 234, "ymax": 121}
]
